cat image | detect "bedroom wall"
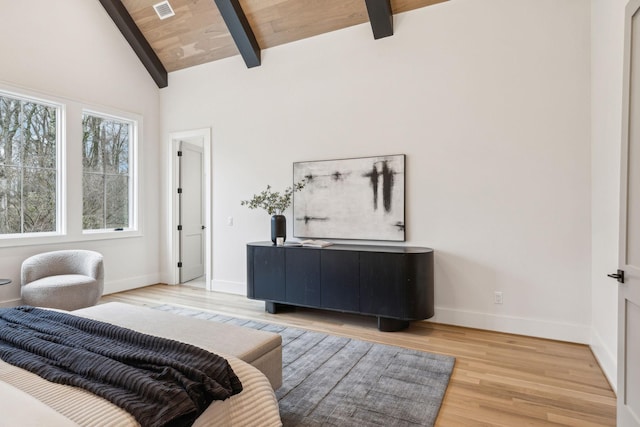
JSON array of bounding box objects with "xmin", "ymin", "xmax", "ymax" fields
[
  {"xmin": 590, "ymin": 0, "xmax": 626, "ymax": 391},
  {"xmin": 160, "ymin": 0, "xmax": 592, "ymax": 343},
  {"xmin": 0, "ymin": 0, "xmax": 162, "ymax": 305}
]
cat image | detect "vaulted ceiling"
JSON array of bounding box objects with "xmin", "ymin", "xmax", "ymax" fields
[{"xmin": 99, "ymin": 0, "xmax": 448, "ymax": 88}]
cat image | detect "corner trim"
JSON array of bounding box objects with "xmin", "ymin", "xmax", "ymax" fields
[{"xmin": 590, "ymin": 329, "xmax": 617, "ymax": 393}]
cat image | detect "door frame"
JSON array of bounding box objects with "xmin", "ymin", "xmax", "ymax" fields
[
  {"xmin": 169, "ymin": 128, "xmax": 212, "ymax": 290},
  {"xmin": 618, "ymin": 1, "xmax": 640, "ymax": 424}
]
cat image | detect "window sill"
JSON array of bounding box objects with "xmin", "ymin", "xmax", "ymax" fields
[{"xmin": 0, "ymin": 229, "xmax": 142, "ymax": 248}]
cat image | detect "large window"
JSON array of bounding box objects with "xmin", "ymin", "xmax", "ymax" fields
[
  {"xmin": 0, "ymin": 93, "xmax": 60, "ymax": 235},
  {"xmin": 82, "ymin": 112, "xmax": 135, "ymax": 231},
  {"xmin": 0, "ymin": 87, "xmax": 139, "ymax": 242}
]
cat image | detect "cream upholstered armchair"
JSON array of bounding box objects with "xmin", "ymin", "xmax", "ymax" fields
[{"xmin": 21, "ymin": 250, "xmax": 104, "ymax": 311}]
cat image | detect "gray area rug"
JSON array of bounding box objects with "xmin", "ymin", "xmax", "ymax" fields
[{"xmin": 154, "ymin": 305, "xmax": 455, "ymax": 427}]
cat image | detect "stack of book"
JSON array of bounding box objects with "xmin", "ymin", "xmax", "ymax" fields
[{"xmin": 286, "ymin": 240, "xmax": 333, "ymax": 248}]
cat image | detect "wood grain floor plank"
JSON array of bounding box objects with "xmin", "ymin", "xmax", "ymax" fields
[{"xmin": 101, "ymin": 284, "xmax": 616, "ymax": 426}]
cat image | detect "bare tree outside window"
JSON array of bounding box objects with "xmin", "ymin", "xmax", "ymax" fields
[
  {"xmin": 0, "ymin": 94, "xmax": 58, "ymax": 235},
  {"xmin": 82, "ymin": 114, "xmax": 131, "ymax": 230}
]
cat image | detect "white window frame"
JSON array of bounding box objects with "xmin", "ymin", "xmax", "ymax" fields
[
  {"xmin": 81, "ymin": 108, "xmax": 140, "ymax": 236},
  {"xmin": 0, "ymin": 88, "xmax": 65, "ymax": 240},
  {"xmin": 0, "ymin": 83, "xmax": 142, "ymax": 248}
]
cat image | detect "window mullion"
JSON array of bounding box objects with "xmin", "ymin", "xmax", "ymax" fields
[{"xmin": 19, "ymin": 101, "xmax": 24, "ymax": 234}]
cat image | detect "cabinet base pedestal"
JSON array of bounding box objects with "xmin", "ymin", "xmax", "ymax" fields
[
  {"xmin": 267, "ymin": 302, "xmax": 411, "ymax": 332},
  {"xmin": 377, "ymin": 317, "xmax": 410, "ymax": 332},
  {"xmin": 265, "ymin": 302, "xmax": 291, "ymax": 314}
]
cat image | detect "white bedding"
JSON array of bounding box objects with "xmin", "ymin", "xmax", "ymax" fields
[
  {"xmin": 0, "ymin": 306, "xmax": 283, "ymax": 427},
  {"xmin": 0, "ymin": 380, "xmax": 80, "ymax": 427},
  {"xmin": 0, "ymin": 354, "xmax": 281, "ymax": 427}
]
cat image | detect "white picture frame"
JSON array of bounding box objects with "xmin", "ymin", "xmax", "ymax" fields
[{"xmin": 293, "ymin": 154, "xmax": 405, "ymax": 241}]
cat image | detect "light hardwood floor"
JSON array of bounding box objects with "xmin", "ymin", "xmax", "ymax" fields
[{"xmin": 102, "ymin": 284, "xmax": 616, "ymax": 426}]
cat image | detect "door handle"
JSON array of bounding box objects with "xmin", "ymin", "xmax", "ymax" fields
[{"xmin": 607, "ymin": 269, "xmax": 625, "ymax": 284}]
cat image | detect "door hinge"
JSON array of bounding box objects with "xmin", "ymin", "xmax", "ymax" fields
[
  {"xmin": 177, "ymin": 150, "xmax": 182, "ymax": 157},
  {"xmin": 177, "ymin": 225, "xmax": 182, "ymax": 231},
  {"xmin": 177, "ymin": 188, "xmax": 182, "ymax": 194},
  {"xmin": 607, "ymin": 269, "xmax": 624, "ymax": 284},
  {"xmin": 177, "ymin": 262, "xmax": 183, "ymax": 268}
]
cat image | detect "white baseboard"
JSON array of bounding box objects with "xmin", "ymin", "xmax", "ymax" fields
[
  {"xmin": 0, "ymin": 274, "xmax": 160, "ymax": 305},
  {"xmin": 159, "ymin": 271, "xmax": 175, "ymax": 286},
  {"xmin": 0, "ymin": 298, "xmax": 22, "ymax": 308},
  {"xmin": 102, "ymin": 273, "xmax": 162, "ymax": 295},
  {"xmin": 590, "ymin": 329, "xmax": 617, "ymax": 393},
  {"xmin": 431, "ymin": 307, "xmax": 591, "ymax": 344},
  {"xmin": 203, "ymin": 284, "xmax": 592, "ymax": 344},
  {"xmin": 211, "ymin": 279, "xmax": 245, "ymax": 295}
]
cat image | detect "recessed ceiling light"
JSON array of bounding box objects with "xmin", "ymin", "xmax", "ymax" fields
[{"xmin": 153, "ymin": 1, "xmax": 175, "ymax": 20}]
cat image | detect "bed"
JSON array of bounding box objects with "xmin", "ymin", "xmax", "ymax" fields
[{"xmin": 0, "ymin": 303, "xmax": 283, "ymax": 427}]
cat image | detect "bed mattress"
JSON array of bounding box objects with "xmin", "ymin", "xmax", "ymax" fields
[{"xmin": 0, "ymin": 303, "xmax": 283, "ymax": 426}]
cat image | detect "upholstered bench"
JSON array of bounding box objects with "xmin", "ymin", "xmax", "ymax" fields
[{"xmin": 72, "ymin": 302, "xmax": 283, "ymax": 390}]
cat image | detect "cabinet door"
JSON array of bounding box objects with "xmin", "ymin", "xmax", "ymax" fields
[
  {"xmin": 360, "ymin": 252, "xmax": 407, "ymax": 318},
  {"xmin": 252, "ymin": 247, "xmax": 286, "ymax": 301},
  {"xmin": 286, "ymin": 248, "xmax": 321, "ymax": 306},
  {"xmin": 321, "ymin": 250, "xmax": 359, "ymax": 312},
  {"xmin": 407, "ymin": 252, "xmax": 434, "ymax": 319}
]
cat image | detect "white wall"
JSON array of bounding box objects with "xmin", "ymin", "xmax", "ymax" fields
[
  {"xmin": 590, "ymin": 0, "xmax": 627, "ymax": 391},
  {"xmin": 0, "ymin": 0, "xmax": 162, "ymax": 305},
  {"xmin": 0, "ymin": 0, "xmax": 620, "ymax": 381},
  {"xmin": 0, "ymin": 0, "xmax": 620, "ymax": 388},
  {"xmin": 161, "ymin": 0, "xmax": 592, "ymax": 343}
]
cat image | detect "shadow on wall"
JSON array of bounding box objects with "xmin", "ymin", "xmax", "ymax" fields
[{"xmin": 0, "ymin": 252, "xmax": 30, "ymax": 307}]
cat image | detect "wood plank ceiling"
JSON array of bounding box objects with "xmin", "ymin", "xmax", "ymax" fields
[{"xmin": 103, "ymin": 0, "xmax": 448, "ymax": 87}]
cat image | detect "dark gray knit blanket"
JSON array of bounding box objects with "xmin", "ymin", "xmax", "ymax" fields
[{"xmin": 0, "ymin": 306, "xmax": 242, "ymax": 427}]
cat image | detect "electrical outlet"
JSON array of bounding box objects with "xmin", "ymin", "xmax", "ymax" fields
[
  {"xmin": 494, "ymin": 291, "xmax": 503, "ymax": 304},
  {"xmin": 227, "ymin": 216, "xmax": 234, "ymax": 226}
]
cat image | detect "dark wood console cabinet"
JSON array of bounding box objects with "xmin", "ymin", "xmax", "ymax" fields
[{"xmin": 246, "ymin": 242, "xmax": 434, "ymax": 331}]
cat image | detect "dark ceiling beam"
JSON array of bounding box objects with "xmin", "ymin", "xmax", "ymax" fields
[
  {"xmin": 214, "ymin": 0, "xmax": 261, "ymax": 68},
  {"xmin": 364, "ymin": 0, "xmax": 394, "ymax": 39},
  {"xmin": 98, "ymin": 0, "xmax": 168, "ymax": 88}
]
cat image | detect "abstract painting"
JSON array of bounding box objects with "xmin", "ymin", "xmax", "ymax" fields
[{"xmin": 293, "ymin": 154, "xmax": 405, "ymax": 241}]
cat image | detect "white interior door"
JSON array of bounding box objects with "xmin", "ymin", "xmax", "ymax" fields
[
  {"xmin": 179, "ymin": 141, "xmax": 205, "ymax": 283},
  {"xmin": 618, "ymin": 2, "xmax": 640, "ymax": 425}
]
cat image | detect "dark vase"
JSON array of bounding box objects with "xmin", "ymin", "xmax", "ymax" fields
[{"xmin": 271, "ymin": 215, "xmax": 286, "ymax": 244}]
